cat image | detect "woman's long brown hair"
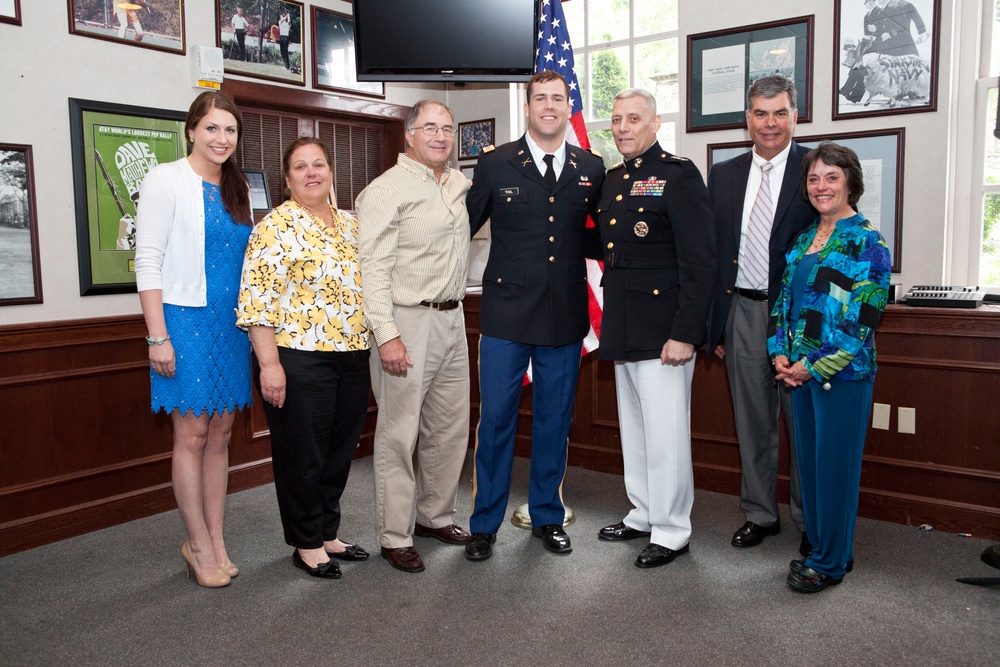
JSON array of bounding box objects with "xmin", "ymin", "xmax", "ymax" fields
[{"xmin": 185, "ymin": 92, "xmax": 252, "ymax": 225}]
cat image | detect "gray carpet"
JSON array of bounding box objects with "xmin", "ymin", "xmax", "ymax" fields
[{"xmin": 1, "ymin": 454, "xmax": 997, "ymax": 666}]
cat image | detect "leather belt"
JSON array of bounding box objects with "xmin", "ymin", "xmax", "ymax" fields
[
  {"xmin": 419, "ymin": 300, "xmax": 460, "ymax": 311},
  {"xmin": 734, "ymin": 287, "xmax": 768, "ymax": 301}
]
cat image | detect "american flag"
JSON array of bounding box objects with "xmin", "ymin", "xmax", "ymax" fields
[{"xmin": 535, "ymin": 0, "xmax": 603, "ymax": 359}]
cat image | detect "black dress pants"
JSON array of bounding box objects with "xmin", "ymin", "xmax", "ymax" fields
[{"xmin": 254, "ymin": 346, "xmax": 371, "ymax": 549}]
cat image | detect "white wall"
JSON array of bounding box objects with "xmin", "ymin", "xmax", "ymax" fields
[
  {"xmin": 0, "ymin": 0, "xmax": 443, "ymax": 326},
  {"xmin": 678, "ymin": 0, "xmax": 956, "ymax": 291}
]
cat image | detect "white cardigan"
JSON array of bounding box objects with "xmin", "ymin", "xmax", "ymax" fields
[{"xmin": 134, "ymin": 158, "xmax": 208, "ymax": 306}]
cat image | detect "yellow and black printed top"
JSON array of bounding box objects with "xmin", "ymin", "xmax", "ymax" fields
[{"xmin": 236, "ymin": 199, "xmax": 369, "ymax": 352}]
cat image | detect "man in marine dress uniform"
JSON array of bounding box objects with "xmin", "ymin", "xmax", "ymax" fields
[{"xmin": 592, "ymin": 88, "xmax": 716, "ymax": 568}]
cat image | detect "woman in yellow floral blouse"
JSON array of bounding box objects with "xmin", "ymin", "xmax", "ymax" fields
[{"xmin": 237, "ymin": 137, "xmax": 370, "ymax": 579}]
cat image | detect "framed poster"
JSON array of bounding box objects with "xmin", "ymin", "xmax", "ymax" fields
[
  {"xmin": 69, "ymin": 98, "xmax": 186, "ymax": 295},
  {"xmin": 67, "ymin": 0, "xmax": 186, "ymax": 54},
  {"xmin": 833, "ymin": 0, "xmax": 940, "ymax": 119},
  {"xmin": 687, "ymin": 16, "xmax": 814, "ymax": 132},
  {"xmin": 707, "ymin": 128, "xmax": 905, "ymax": 272},
  {"xmin": 311, "ymin": 6, "xmax": 384, "ymax": 98},
  {"xmin": 0, "ymin": 144, "xmax": 42, "ymax": 305},
  {"xmin": 217, "ymin": 0, "xmax": 305, "ymax": 86},
  {"xmin": 244, "ymin": 168, "xmax": 272, "ymax": 213},
  {"xmin": 458, "ymin": 119, "xmax": 495, "ymax": 160},
  {"xmin": 0, "ymin": 0, "xmax": 21, "ymax": 26}
]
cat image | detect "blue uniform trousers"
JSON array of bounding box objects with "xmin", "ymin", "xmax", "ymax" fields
[
  {"xmin": 470, "ymin": 335, "xmax": 582, "ymax": 533},
  {"xmin": 792, "ymin": 378, "xmax": 873, "ymax": 578}
]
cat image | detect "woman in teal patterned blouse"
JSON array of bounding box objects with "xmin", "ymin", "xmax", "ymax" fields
[{"xmin": 767, "ymin": 141, "xmax": 890, "ymax": 594}]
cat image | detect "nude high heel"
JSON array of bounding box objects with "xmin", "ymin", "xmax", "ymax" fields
[
  {"xmin": 181, "ymin": 541, "xmax": 232, "ymax": 588},
  {"xmin": 219, "ymin": 560, "xmax": 240, "ymax": 578}
]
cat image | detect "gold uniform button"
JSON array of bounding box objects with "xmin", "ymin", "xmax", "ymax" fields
[
  {"xmin": 733, "ymin": 259, "xmax": 738, "ymax": 265},
  {"xmin": 638, "ymin": 207, "xmax": 644, "ymax": 213},
  {"xmin": 549, "ymin": 216, "xmax": 555, "ymax": 222},
  {"xmin": 549, "ymin": 256, "xmax": 555, "ymax": 262},
  {"xmin": 497, "ymin": 278, "xmax": 502, "ymax": 283},
  {"xmin": 653, "ymin": 289, "xmax": 660, "ymax": 296},
  {"xmin": 549, "ymin": 196, "xmax": 555, "ymax": 203},
  {"xmin": 549, "ymin": 236, "xmax": 555, "ymax": 242},
  {"xmin": 506, "ymin": 197, "xmax": 512, "ymax": 202},
  {"xmin": 615, "ymin": 194, "xmax": 623, "ymax": 201},
  {"xmin": 607, "ymin": 242, "xmax": 614, "ymax": 249},
  {"xmin": 623, "ymin": 173, "xmax": 630, "ymax": 180},
  {"xmin": 726, "ymin": 289, "xmax": 732, "ymax": 294},
  {"xmin": 610, "ymin": 218, "xmax": 616, "ymax": 226}
]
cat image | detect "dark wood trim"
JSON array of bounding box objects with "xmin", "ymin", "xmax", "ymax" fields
[{"xmin": 222, "ymin": 79, "xmax": 409, "ymax": 121}]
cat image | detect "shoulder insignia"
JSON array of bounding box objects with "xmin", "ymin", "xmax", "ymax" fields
[
  {"xmin": 588, "ymin": 148, "xmax": 602, "ymax": 158},
  {"xmin": 670, "ymin": 154, "xmax": 690, "ymax": 161},
  {"xmin": 483, "ymin": 145, "xmax": 496, "ymax": 153},
  {"xmin": 609, "ymin": 161, "xmax": 625, "ymax": 170}
]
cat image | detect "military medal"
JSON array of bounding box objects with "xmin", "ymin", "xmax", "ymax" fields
[{"xmin": 634, "ymin": 222, "xmax": 649, "ymax": 237}]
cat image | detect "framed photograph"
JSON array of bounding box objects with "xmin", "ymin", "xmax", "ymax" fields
[
  {"xmin": 69, "ymin": 98, "xmax": 186, "ymax": 295},
  {"xmin": 687, "ymin": 16, "xmax": 814, "ymax": 133},
  {"xmin": 217, "ymin": 0, "xmax": 305, "ymax": 86},
  {"xmin": 0, "ymin": 0, "xmax": 21, "ymax": 26},
  {"xmin": 458, "ymin": 119, "xmax": 495, "ymax": 160},
  {"xmin": 68, "ymin": 0, "xmax": 186, "ymax": 54},
  {"xmin": 833, "ymin": 0, "xmax": 940, "ymax": 119},
  {"xmin": 244, "ymin": 168, "xmax": 272, "ymax": 213},
  {"xmin": 311, "ymin": 6, "xmax": 384, "ymax": 98},
  {"xmin": 0, "ymin": 144, "xmax": 42, "ymax": 305},
  {"xmin": 707, "ymin": 128, "xmax": 905, "ymax": 272}
]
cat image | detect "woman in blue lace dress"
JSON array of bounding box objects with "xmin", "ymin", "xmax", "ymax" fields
[{"xmin": 135, "ymin": 92, "xmax": 253, "ymax": 588}]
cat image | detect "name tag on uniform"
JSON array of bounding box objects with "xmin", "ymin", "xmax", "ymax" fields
[
  {"xmin": 630, "ymin": 178, "xmax": 665, "ymax": 196},
  {"xmin": 500, "ymin": 187, "xmax": 519, "ymax": 196}
]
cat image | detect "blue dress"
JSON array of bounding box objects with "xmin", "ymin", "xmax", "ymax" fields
[{"xmin": 150, "ymin": 183, "xmax": 252, "ymax": 416}]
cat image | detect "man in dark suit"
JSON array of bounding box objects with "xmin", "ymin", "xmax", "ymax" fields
[
  {"xmin": 706, "ymin": 75, "xmax": 815, "ymax": 554},
  {"xmin": 592, "ymin": 88, "xmax": 715, "ymax": 568},
  {"xmin": 464, "ymin": 71, "xmax": 605, "ymax": 562}
]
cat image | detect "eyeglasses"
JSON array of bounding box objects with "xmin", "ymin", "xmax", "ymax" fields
[{"xmin": 410, "ymin": 124, "xmax": 455, "ymax": 137}]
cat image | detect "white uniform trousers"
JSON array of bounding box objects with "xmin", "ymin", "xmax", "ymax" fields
[{"xmin": 614, "ymin": 355, "xmax": 696, "ymax": 550}]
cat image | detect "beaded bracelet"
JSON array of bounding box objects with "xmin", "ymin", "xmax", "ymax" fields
[{"xmin": 146, "ymin": 335, "xmax": 171, "ymax": 346}]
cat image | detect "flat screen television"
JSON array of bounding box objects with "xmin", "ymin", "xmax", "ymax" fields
[{"xmin": 353, "ymin": 0, "xmax": 541, "ymax": 82}]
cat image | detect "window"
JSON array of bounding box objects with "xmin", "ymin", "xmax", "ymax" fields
[
  {"xmin": 562, "ymin": 0, "xmax": 679, "ymax": 167},
  {"xmin": 970, "ymin": 0, "xmax": 1000, "ymax": 285}
]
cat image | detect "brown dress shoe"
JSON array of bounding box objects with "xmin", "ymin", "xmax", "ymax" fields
[
  {"xmin": 380, "ymin": 547, "xmax": 425, "ymax": 573},
  {"xmin": 414, "ymin": 523, "xmax": 471, "ymax": 545}
]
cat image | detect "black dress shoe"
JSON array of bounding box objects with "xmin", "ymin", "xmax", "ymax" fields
[
  {"xmin": 465, "ymin": 533, "xmax": 496, "ymax": 561},
  {"xmin": 799, "ymin": 532, "xmax": 813, "ymax": 558},
  {"xmin": 531, "ymin": 524, "xmax": 572, "ymax": 554},
  {"xmin": 635, "ymin": 543, "xmax": 689, "ymax": 568},
  {"xmin": 786, "ymin": 564, "xmax": 843, "ymax": 593},
  {"xmin": 326, "ymin": 544, "xmax": 369, "ymax": 561},
  {"xmin": 292, "ymin": 550, "xmax": 342, "ymax": 579},
  {"xmin": 731, "ymin": 521, "xmax": 780, "ymax": 548},
  {"xmin": 790, "ymin": 558, "xmax": 853, "ymax": 574},
  {"xmin": 598, "ymin": 521, "xmax": 652, "ymax": 542}
]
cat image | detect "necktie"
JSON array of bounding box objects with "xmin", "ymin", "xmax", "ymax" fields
[
  {"xmin": 543, "ymin": 153, "xmax": 557, "ymax": 190},
  {"xmin": 744, "ymin": 161, "xmax": 774, "ymax": 290}
]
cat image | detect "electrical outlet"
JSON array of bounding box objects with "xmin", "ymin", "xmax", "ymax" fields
[
  {"xmin": 898, "ymin": 407, "xmax": 916, "ymax": 434},
  {"xmin": 872, "ymin": 403, "xmax": 890, "ymax": 430}
]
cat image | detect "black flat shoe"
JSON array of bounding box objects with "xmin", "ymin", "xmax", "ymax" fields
[
  {"xmin": 292, "ymin": 550, "xmax": 342, "ymax": 579},
  {"xmin": 635, "ymin": 543, "xmax": 689, "ymax": 568},
  {"xmin": 465, "ymin": 533, "xmax": 496, "ymax": 561},
  {"xmin": 531, "ymin": 524, "xmax": 572, "ymax": 554},
  {"xmin": 790, "ymin": 558, "xmax": 853, "ymax": 574},
  {"xmin": 786, "ymin": 564, "xmax": 842, "ymax": 593},
  {"xmin": 799, "ymin": 532, "xmax": 813, "ymax": 558},
  {"xmin": 327, "ymin": 544, "xmax": 369, "ymax": 561},
  {"xmin": 598, "ymin": 521, "xmax": 652, "ymax": 542}
]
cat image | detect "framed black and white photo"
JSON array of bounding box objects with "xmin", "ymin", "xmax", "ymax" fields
[
  {"xmin": 458, "ymin": 119, "xmax": 495, "ymax": 160},
  {"xmin": 244, "ymin": 168, "xmax": 272, "ymax": 213},
  {"xmin": 708, "ymin": 128, "xmax": 905, "ymax": 272},
  {"xmin": 833, "ymin": 0, "xmax": 940, "ymax": 119},
  {"xmin": 311, "ymin": 6, "xmax": 384, "ymax": 98},
  {"xmin": 68, "ymin": 0, "xmax": 186, "ymax": 54},
  {"xmin": 687, "ymin": 16, "xmax": 814, "ymax": 132},
  {"xmin": 217, "ymin": 0, "xmax": 305, "ymax": 86},
  {"xmin": 0, "ymin": 0, "xmax": 21, "ymax": 26},
  {"xmin": 0, "ymin": 144, "xmax": 42, "ymax": 305}
]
